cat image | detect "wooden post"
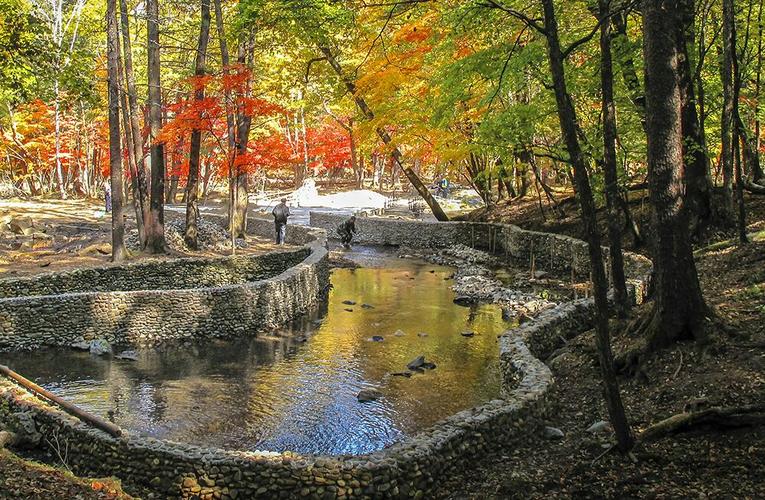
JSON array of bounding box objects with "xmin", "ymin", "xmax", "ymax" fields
[{"xmin": 0, "ymin": 365, "xmax": 123, "ymax": 438}]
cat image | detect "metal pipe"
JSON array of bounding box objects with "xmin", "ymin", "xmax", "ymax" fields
[{"xmin": 0, "ymin": 365, "xmax": 123, "ymax": 438}]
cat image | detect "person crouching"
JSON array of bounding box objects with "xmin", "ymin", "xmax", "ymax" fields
[{"xmin": 337, "ymin": 215, "xmax": 358, "ymax": 249}]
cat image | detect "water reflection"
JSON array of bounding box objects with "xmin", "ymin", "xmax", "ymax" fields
[{"xmin": 2, "ymin": 259, "xmax": 513, "ymax": 455}]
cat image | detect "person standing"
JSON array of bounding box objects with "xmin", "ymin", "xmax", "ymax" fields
[
  {"xmin": 104, "ymin": 179, "xmax": 112, "ymax": 213},
  {"xmin": 272, "ymin": 198, "xmax": 290, "ymax": 244},
  {"xmin": 337, "ymin": 215, "xmax": 358, "ymax": 249}
]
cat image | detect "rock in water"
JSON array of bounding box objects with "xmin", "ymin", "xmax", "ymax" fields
[
  {"xmin": 461, "ymin": 331, "xmax": 476, "ymax": 337},
  {"xmin": 407, "ymin": 355, "xmax": 426, "ymax": 370},
  {"xmin": 344, "ymin": 308, "xmax": 354, "ymax": 312},
  {"xmin": 370, "ymin": 336, "xmax": 384, "ymax": 342},
  {"xmin": 543, "ymin": 426, "xmax": 565, "ymax": 440},
  {"xmin": 89, "ymin": 339, "xmax": 112, "ymax": 356},
  {"xmin": 394, "ymin": 329, "xmax": 406, "ymax": 337},
  {"xmin": 357, "ymin": 389, "xmax": 383, "ymax": 402},
  {"xmin": 391, "ymin": 371, "xmax": 413, "ymax": 378},
  {"xmin": 361, "ymin": 303, "xmax": 375, "ymax": 309},
  {"xmin": 342, "ymin": 300, "xmax": 357, "ymax": 305},
  {"xmin": 417, "ymin": 332, "xmax": 428, "ymax": 338},
  {"xmin": 71, "ymin": 339, "xmax": 90, "ymax": 351},
  {"xmin": 421, "ymin": 362, "xmax": 437, "ymax": 370},
  {"xmin": 115, "ymin": 350, "xmax": 139, "ymax": 361}
]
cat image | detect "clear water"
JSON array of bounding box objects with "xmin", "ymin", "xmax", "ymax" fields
[{"xmin": 1, "ymin": 249, "xmax": 513, "ymax": 455}]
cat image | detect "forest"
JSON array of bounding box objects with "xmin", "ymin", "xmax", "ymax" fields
[{"xmin": 0, "ymin": 0, "xmax": 764, "ymax": 498}]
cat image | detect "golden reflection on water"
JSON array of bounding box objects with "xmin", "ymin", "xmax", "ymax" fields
[{"xmin": 2, "ymin": 263, "xmax": 514, "ymax": 455}]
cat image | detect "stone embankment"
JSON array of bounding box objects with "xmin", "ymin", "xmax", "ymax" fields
[
  {"xmin": 0, "ymin": 219, "xmax": 330, "ymax": 350},
  {"xmin": 0, "ymin": 214, "xmax": 651, "ymax": 499}
]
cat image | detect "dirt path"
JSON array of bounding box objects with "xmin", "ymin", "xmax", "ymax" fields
[{"xmin": 0, "ymin": 198, "xmax": 285, "ymax": 279}]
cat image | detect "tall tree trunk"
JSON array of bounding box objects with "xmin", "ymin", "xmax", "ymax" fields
[
  {"xmin": 731, "ymin": 6, "xmax": 749, "ymax": 244},
  {"xmin": 677, "ymin": 0, "xmax": 713, "ymax": 234},
  {"xmin": 145, "ymin": 0, "xmax": 166, "ymax": 253},
  {"xmin": 541, "ymin": 0, "xmax": 633, "ymax": 452},
  {"xmin": 230, "ymin": 36, "xmax": 253, "ymax": 239},
  {"xmin": 54, "ymin": 77, "xmax": 67, "ymax": 198},
  {"xmin": 107, "ymin": 0, "xmax": 126, "ymax": 262},
  {"xmin": 184, "ymin": 0, "xmax": 211, "ymax": 250},
  {"xmin": 600, "ymin": 0, "xmax": 629, "ymax": 316},
  {"xmin": 643, "ymin": 0, "xmax": 708, "ymax": 349},
  {"xmin": 116, "ymin": 19, "xmax": 145, "ymax": 245},
  {"xmin": 318, "ymin": 46, "xmax": 449, "ymax": 221},
  {"xmin": 722, "ymin": 0, "xmax": 736, "ymax": 214},
  {"xmin": 119, "ymin": 0, "xmax": 149, "ymax": 248}
]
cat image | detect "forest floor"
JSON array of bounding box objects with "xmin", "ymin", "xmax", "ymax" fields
[
  {"xmin": 0, "ymin": 197, "xmax": 286, "ymax": 278},
  {"xmin": 431, "ymin": 193, "xmax": 765, "ymax": 499},
  {"xmin": 1, "ymin": 191, "xmax": 764, "ymax": 498},
  {"xmin": 0, "ymin": 449, "xmax": 132, "ymax": 499}
]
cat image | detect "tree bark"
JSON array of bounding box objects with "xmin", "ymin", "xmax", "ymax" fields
[
  {"xmin": 184, "ymin": 0, "xmax": 211, "ymax": 250},
  {"xmin": 643, "ymin": 0, "xmax": 708, "ymax": 349},
  {"xmin": 318, "ymin": 46, "xmax": 449, "ymax": 221},
  {"xmin": 541, "ymin": 0, "xmax": 633, "ymax": 452},
  {"xmin": 230, "ymin": 36, "xmax": 254, "ymax": 239},
  {"xmin": 600, "ymin": 0, "xmax": 630, "ymax": 316},
  {"xmin": 677, "ymin": 0, "xmax": 713, "ymax": 234},
  {"xmin": 119, "ymin": 0, "xmax": 149, "ymax": 249},
  {"xmin": 107, "ymin": 0, "xmax": 127, "ymax": 262},
  {"xmin": 722, "ymin": 0, "xmax": 736, "ymax": 214},
  {"xmin": 731, "ymin": 10, "xmax": 749, "ymax": 245},
  {"xmin": 145, "ymin": 0, "xmax": 166, "ymax": 253}
]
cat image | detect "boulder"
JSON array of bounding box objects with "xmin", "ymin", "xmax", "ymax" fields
[
  {"xmin": 357, "ymin": 389, "xmax": 383, "ymax": 402},
  {"xmin": 8, "ymin": 217, "xmax": 34, "ymax": 235},
  {"xmin": 406, "ymin": 355, "xmax": 426, "ymax": 371},
  {"xmin": 543, "ymin": 426, "xmax": 565, "ymax": 440},
  {"xmin": 89, "ymin": 339, "xmax": 112, "ymax": 356},
  {"xmin": 115, "ymin": 350, "xmax": 139, "ymax": 361},
  {"xmin": 12, "ymin": 411, "xmax": 41, "ymax": 448},
  {"xmin": 586, "ymin": 420, "xmax": 613, "ymax": 434}
]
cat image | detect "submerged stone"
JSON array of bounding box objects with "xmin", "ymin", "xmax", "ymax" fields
[
  {"xmin": 406, "ymin": 355, "xmax": 426, "ymax": 371},
  {"xmin": 89, "ymin": 339, "xmax": 112, "ymax": 356},
  {"xmin": 342, "ymin": 300, "xmax": 356, "ymax": 305},
  {"xmin": 370, "ymin": 336, "xmax": 384, "ymax": 342},
  {"xmin": 357, "ymin": 389, "xmax": 383, "ymax": 402}
]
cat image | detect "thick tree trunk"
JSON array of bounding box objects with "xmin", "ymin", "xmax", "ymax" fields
[
  {"xmin": 184, "ymin": 0, "xmax": 211, "ymax": 250},
  {"xmin": 230, "ymin": 36, "xmax": 254, "ymax": 239},
  {"xmin": 643, "ymin": 0, "xmax": 708, "ymax": 349},
  {"xmin": 600, "ymin": 0, "xmax": 630, "ymax": 316},
  {"xmin": 107, "ymin": 0, "xmax": 127, "ymax": 262},
  {"xmin": 318, "ymin": 46, "xmax": 449, "ymax": 221},
  {"xmin": 119, "ymin": 0, "xmax": 149, "ymax": 249},
  {"xmin": 145, "ymin": 0, "xmax": 166, "ymax": 253},
  {"xmin": 676, "ymin": 0, "xmax": 713, "ymax": 234},
  {"xmin": 117, "ymin": 30, "xmax": 145, "ymax": 246},
  {"xmin": 541, "ymin": 0, "xmax": 633, "ymax": 452}
]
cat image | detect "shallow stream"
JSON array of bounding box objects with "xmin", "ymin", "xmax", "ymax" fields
[{"xmin": 2, "ymin": 247, "xmax": 514, "ymax": 455}]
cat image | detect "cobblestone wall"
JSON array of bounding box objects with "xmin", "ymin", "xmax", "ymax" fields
[
  {"xmin": 0, "ymin": 221, "xmax": 330, "ymax": 351},
  {"xmin": 0, "ymin": 217, "xmax": 651, "ymax": 499}
]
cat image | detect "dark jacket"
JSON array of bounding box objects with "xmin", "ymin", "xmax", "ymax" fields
[
  {"xmin": 272, "ymin": 203, "xmax": 290, "ymax": 223},
  {"xmin": 338, "ymin": 219, "xmax": 357, "ymax": 235}
]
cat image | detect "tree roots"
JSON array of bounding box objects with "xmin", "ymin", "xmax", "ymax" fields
[{"xmin": 639, "ymin": 405, "xmax": 765, "ymax": 443}]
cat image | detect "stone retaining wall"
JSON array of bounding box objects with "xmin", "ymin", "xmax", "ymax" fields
[
  {"xmin": 0, "ymin": 217, "xmax": 652, "ymax": 499},
  {"xmin": 0, "ymin": 220, "xmax": 330, "ymax": 351},
  {"xmin": 309, "ymin": 212, "xmax": 651, "ymax": 287}
]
